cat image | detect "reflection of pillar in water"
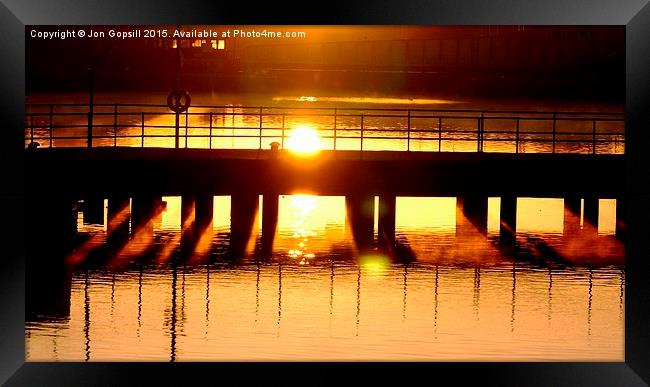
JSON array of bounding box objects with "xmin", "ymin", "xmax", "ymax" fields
[
  {"xmin": 277, "ymin": 263, "xmax": 282, "ymax": 336},
  {"xmin": 82, "ymin": 196, "xmax": 104, "ymax": 225},
  {"xmin": 378, "ymin": 194, "xmax": 396, "ymax": 250},
  {"xmin": 587, "ymin": 268, "xmax": 593, "ymax": 337},
  {"xmin": 345, "ymin": 193, "xmax": 375, "ymax": 252},
  {"xmin": 25, "ymin": 260, "xmax": 73, "ymax": 322},
  {"xmin": 563, "ymin": 196, "xmax": 581, "ymax": 236},
  {"xmin": 137, "ymin": 267, "xmax": 143, "ymax": 337},
  {"xmin": 456, "ymin": 196, "xmax": 488, "ymax": 236},
  {"xmin": 433, "ymin": 265, "xmax": 439, "ymax": 335},
  {"xmin": 231, "ymin": 193, "xmax": 259, "ymax": 258},
  {"xmin": 356, "ymin": 265, "xmax": 361, "ymax": 336},
  {"xmin": 84, "ymin": 270, "xmax": 91, "ymax": 362},
  {"xmin": 261, "ymin": 193, "xmax": 279, "ymax": 257},
  {"xmin": 169, "ymin": 264, "xmax": 178, "ymax": 362},
  {"xmin": 510, "ymin": 262, "xmax": 516, "ymax": 333},
  {"xmin": 499, "ymin": 195, "xmax": 517, "ymax": 249},
  {"xmin": 473, "ymin": 265, "xmax": 480, "ymax": 320}
]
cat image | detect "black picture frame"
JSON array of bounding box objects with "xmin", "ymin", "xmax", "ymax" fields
[{"xmin": 1, "ymin": 0, "xmax": 649, "ymax": 385}]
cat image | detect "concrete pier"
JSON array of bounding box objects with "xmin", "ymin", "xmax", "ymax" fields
[
  {"xmin": 231, "ymin": 193, "xmax": 259, "ymax": 257},
  {"xmin": 131, "ymin": 195, "xmax": 163, "ymax": 237},
  {"xmin": 106, "ymin": 196, "xmax": 130, "ymax": 247},
  {"xmin": 27, "ymin": 195, "xmax": 78, "ymax": 255},
  {"xmin": 563, "ymin": 197, "xmax": 581, "ymax": 236},
  {"xmin": 378, "ymin": 194, "xmax": 396, "ymax": 249},
  {"xmin": 345, "ymin": 194, "xmax": 375, "ymax": 252},
  {"xmin": 195, "ymin": 194, "xmax": 214, "ymax": 236},
  {"xmin": 180, "ymin": 195, "xmax": 196, "ymax": 251},
  {"xmin": 500, "ymin": 195, "xmax": 517, "ymax": 247},
  {"xmin": 583, "ymin": 196, "xmax": 599, "ymax": 236},
  {"xmin": 261, "ymin": 194, "xmax": 279, "ymax": 256},
  {"xmin": 456, "ymin": 196, "xmax": 488, "ymax": 235},
  {"xmin": 82, "ymin": 196, "xmax": 104, "ymax": 225}
]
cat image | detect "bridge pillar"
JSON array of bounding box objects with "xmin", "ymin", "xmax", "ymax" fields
[
  {"xmin": 195, "ymin": 194, "xmax": 214, "ymax": 236},
  {"xmin": 131, "ymin": 195, "xmax": 163, "ymax": 237},
  {"xmin": 107, "ymin": 196, "xmax": 130, "ymax": 246},
  {"xmin": 456, "ymin": 196, "xmax": 488, "ymax": 236},
  {"xmin": 499, "ymin": 195, "xmax": 517, "ymax": 247},
  {"xmin": 180, "ymin": 195, "xmax": 196, "ymax": 250},
  {"xmin": 616, "ymin": 197, "xmax": 625, "ymax": 241},
  {"xmin": 231, "ymin": 193, "xmax": 259, "ymax": 258},
  {"xmin": 563, "ymin": 197, "xmax": 581, "ymax": 236},
  {"xmin": 82, "ymin": 196, "xmax": 104, "ymax": 225},
  {"xmin": 261, "ymin": 194, "xmax": 279, "ymax": 257},
  {"xmin": 345, "ymin": 194, "xmax": 375, "ymax": 252},
  {"xmin": 583, "ymin": 196, "xmax": 599, "ymax": 236},
  {"xmin": 378, "ymin": 194, "xmax": 396, "ymax": 250},
  {"xmin": 27, "ymin": 195, "xmax": 78, "ymax": 256}
]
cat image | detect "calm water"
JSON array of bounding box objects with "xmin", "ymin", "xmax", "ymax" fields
[
  {"xmin": 25, "ymin": 92, "xmax": 625, "ymax": 154},
  {"xmin": 26, "ymin": 196, "xmax": 625, "ymax": 361}
]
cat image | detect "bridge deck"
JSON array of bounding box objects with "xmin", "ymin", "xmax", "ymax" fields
[{"xmin": 26, "ymin": 147, "xmax": 625, "ymax": 198}]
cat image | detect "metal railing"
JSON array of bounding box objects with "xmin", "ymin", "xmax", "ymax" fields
[{"xmin": 24, "ymin": 103, "xmax": 625, "ymax": 154}]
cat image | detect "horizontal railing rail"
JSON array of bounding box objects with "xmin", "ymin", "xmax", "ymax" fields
[{"xmin": 24, "ymin": 103, "xmax": 625, "ymax": 154}]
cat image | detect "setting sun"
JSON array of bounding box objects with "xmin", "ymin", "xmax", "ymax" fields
[{"xmin": 286, "ymin": 125, "xmax": 322, "ymax": 154}]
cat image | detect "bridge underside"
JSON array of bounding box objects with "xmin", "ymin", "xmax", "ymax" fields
[{"xmin": 26, "ymin": 148, "xmax": 625, "ymax": 198}]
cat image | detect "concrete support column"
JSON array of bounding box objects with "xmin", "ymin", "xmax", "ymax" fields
[
  {"xmin": 583, "ymin": 196, "xmax": 599, "ymax": 236},
  {"xmin": 131, "ymin": 195, "xmax": 162, "ymax": 237},
  {"xmin": 231, "ymin": 193, "xmax": 259, "ymax": 258},
  {"xmin": 195, "ymin": 194, "xmax": 214, "ymax": 236},
  {"xmin": 345, "ymin": 193, "xmax": 375, "ymax": 252},
  {"xmin": 27, "ymin": 195, "xmax": 78, "ymax": 255},
  {"xmin": 563, "ymin": 196, "xmax": 581, "ymax": 236},
  {"xmin": 180, "ymin": 195, "xmax": 196, "ymax": 250},
  {"xmin": 378, "ymin": 194, "xmax": 396, "ymax": 250},
  {"xmin": 82, "ymin": 196, "xmax": 104, "ymax": 225},
  {"xmin": 500, "ymin": 195, "xmax": 517, "ymax": 247},
  {"xmin": 107, "ymin": 196, "xmax": 130, "ymax": 247},
  {"xmin": 457, "ymin": 196, "xmax": 488, "ymax": 236},
  {"xmin": 261, "ymin": 194, "xmax": 279, "ymax": 257}
]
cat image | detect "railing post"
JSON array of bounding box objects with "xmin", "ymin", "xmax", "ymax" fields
[
  {"xmin": 259, "ymin": 107, "xmax": 263, "ymax": 150},
  {"xmin": 174, "ymin": 112, "xmax": 180, "ymax": 149},
  {"xmin": 87, "ymin": 106, "xmax": 94, "ymax": 149},
  {"xmin": 185, "ymin": 109, "xmax": 189, "ymax": 148},
  {"xmin": 141, "ymin": 112, "xmax": 145, "ymax": 147},
  {"xmin": 30, "ymin": 114, "xmax": 34, "ymax": 144},
  {"xmin": 49, "ymin": 104, "xmax": 53, "ymax": 148},
  {"xmin": 515, "ymin": 117, "xmax": 520, "ymax": 154},
  {"xmin": 552, "ymin": 113, "xmax": 557, "ymax": 153},
  {"xmin": 592, "ymin": 119, "xmax": 597, "ymax": 154},
  {"xmin": 209, "ymin": 112, "xmax": 213, "ymax": 149},
  {"xmin": 113, "ymin": 104, "xmax": 118, "ymax": 147},
  {"xmin": 407, "ymin": 109, "xmax": 411, "ymax": 152},
  {"xmin": 333, "ymin": 108, "xmax": 337, "ymax": 151},
  {"xmin": 360, "ymin": 113, "xmax": 364, "ymax": 151},
  {"xmin": 281, "ymin": 114, "xmax": 286, "ymax": 149},
  {"xmin": 438, "ymin": 117, "xmax": 442, "ymax": 152},
  {"xmin": 476, "ymin": 111, "xmax": 485, "ymax": 152}
]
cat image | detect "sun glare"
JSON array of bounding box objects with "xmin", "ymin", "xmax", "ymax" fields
[{"xmin": 286, "ymin": 126, "xmax": 322, "ymax": 154}]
